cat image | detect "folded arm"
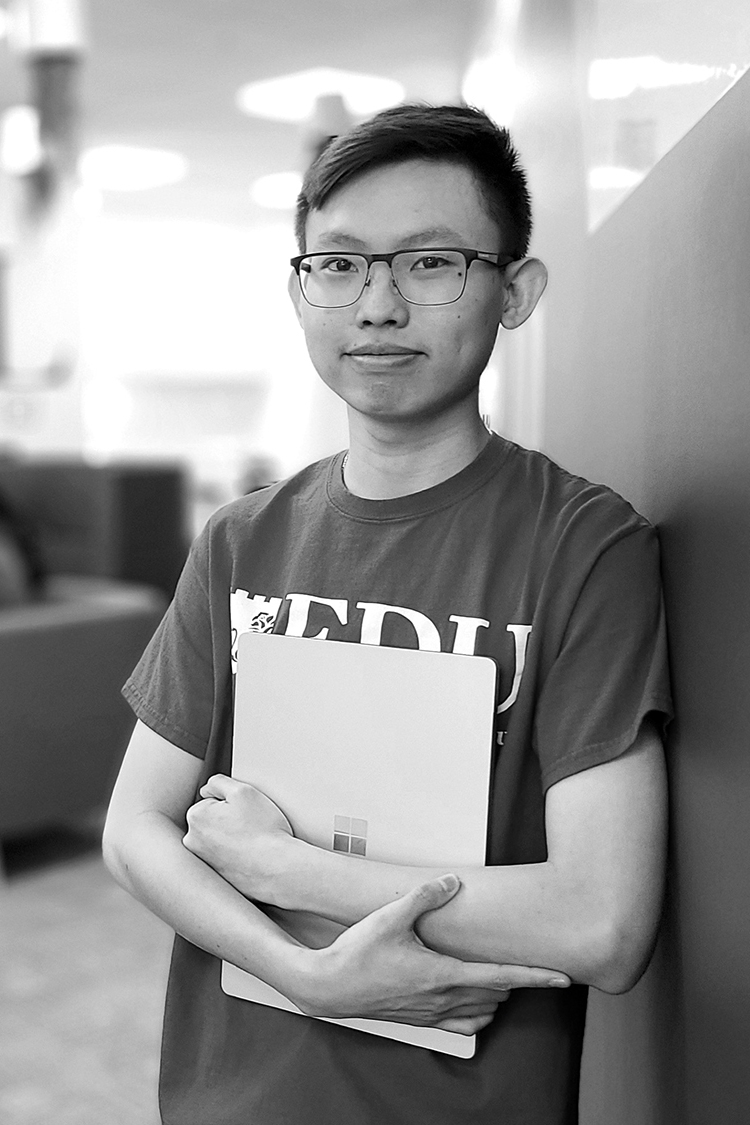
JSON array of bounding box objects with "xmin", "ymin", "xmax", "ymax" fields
[
  {"xmin": 104, "ymin": 720, "xmax": 570, "ymax": 1034},
  {"xmin": 186, "ymin": 721, "xmax": 667, "ymax": 994}
]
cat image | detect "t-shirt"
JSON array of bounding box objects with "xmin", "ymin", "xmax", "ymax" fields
[{"xmin": 123, "ymin": 433, "xmax": 672, "ymax": 1125}]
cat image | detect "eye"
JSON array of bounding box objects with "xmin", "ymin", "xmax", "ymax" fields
[
  {"xmin": 319, "ymin": 256, "xmax": 360, "ymax": 274},
  {"xmin": 411, "ymin": 254, "xmax": 452, "ymax": 271}
]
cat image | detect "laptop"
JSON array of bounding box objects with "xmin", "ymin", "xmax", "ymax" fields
[{"xmin": 222, "ymin": 630, "xmax": 497, "ymax": 1057}]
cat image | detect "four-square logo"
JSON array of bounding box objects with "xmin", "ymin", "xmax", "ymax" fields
[{"xmin": 333, "ymin": 815, "xmax": 368, "ymax": 856}]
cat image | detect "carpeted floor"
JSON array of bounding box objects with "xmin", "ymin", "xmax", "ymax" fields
[{"xmin": 0, "ymin": 826, "xmax": 173, "ymax": 1125}]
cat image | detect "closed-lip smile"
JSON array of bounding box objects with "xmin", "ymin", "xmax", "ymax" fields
[{"xmin": 346, "ymin": 344, "xmax": 422, "ymax": 356}]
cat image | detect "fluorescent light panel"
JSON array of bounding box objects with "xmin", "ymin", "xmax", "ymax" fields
[
  {"xmin": 588, "ymin": 166, "xmax": 645, "ymax": 191},
  {"xmin": 251, "ymin": 171, "xmax": 303, "ymax": 210},
  {"xmin": 462, "ymin": 54, "xmax": 522, "ymax": 126},
  {"xmin": 79, "ymin": 145, "xmax": 188, "ymax": 191},
  {"xmin": 1, "ymin": 105, "xmax": 43, "ymax": 174},
  {"xmin": 589, "ymin": 56, "xmax": 747, "ymax": 100},
  {"xmin": 236, "ymin": 67, "xmax": 405, "ymax": 122}
]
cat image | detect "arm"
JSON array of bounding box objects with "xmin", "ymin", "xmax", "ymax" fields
[
  {"xmin": 102, "ymin": 720, "xmax": 311, "ymax": 993},
  {"xmin": 186, "ymin": 721, "xmax": 667, "ymax": 994},
  {"xmin": 104, "ymin": 720, "xmax": 569, "ymax": 1032}
]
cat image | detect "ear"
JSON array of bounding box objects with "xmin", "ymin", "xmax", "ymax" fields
[
  {"xmin": 500, "ymin": 258, "xmax": 548, "ymax": 330},
  {"xmin": 288, "ymin": 269, "xmax": 305, "ymax": 326}
]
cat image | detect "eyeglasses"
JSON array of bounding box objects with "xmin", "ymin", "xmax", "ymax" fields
[{"xmin": 290, "ymin": 248, "xmax": 515, "ymax": 308}]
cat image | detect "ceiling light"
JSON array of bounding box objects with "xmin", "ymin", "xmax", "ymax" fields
[
  {"xmin": 78, "ymin": 145, "xmax": 188, "ymax": 191},
  {"xmin": 236, "ymin": 68, "xmax": 405, "ymax": 123},
  {"xmin": 588, "ymin": 166, "xmax": 645, "ymax": 191},
  {"xmin": 0, "ymin": 105, "xmax": 43, "ymax": 175},
  {"xmin": 6, "ymin": 0, "xmax": 87, "ymax": 53},
  {"xmin": 250, "ymin": 171, "xmax": 303, "ymax": 210},
  {"xmin": 588, "ymin": 57, "xmax": 736, "ymax": 100},
  {"xmin": 462, "ymin": 55, "xmax": 524, "ymax": 126}
]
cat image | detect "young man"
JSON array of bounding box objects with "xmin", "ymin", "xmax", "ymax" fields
[{"xmin": 103, "ymin": 105, "xmax": 671, "ymax": 1124}]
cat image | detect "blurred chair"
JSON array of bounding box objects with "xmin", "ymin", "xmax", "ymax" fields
[
  {"xmin": 0, "ymin": 459, "xmax": 189, "ymax": 597},
  {"xmin": 0, "ymin": 575, "xmax": 165, "ymax": 866},
  {"xmin": 0, "ymin": 459, "xmax": 187, "ymax": 871}
]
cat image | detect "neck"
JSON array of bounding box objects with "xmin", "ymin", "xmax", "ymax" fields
[{"xmin": 342, "ymin": 403, "xmax": 491, "ymax": 500}]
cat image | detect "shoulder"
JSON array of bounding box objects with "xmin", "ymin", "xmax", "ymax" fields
[
  {"xmin": 203, "ymin": 454, "xmax": 339, "ymax": 542},
  {"xmin": 184, "ymin": 454, "xmax": 340, "ymax": 580},
  {"xmin": 497, "ymin": 438, "xmax": 655, "ymax": 551}
]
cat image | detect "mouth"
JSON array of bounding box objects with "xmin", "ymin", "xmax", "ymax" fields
[{"xmin": 345, "ymin": 344, "xmax": 423, "ymax": 358}]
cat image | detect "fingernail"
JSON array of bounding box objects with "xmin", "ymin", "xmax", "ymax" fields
[
  {"xmin": 438, "ymin": 874, "xmax": 459, "ymax": 892},
  {"xmin": 550, "ymin": 977, "xmax": 569, "ymax": 987}
]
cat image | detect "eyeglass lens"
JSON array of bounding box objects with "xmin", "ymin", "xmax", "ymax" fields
[{"xmin": 298, "ymin": 251, "xmax": 469, "ymax": 307}]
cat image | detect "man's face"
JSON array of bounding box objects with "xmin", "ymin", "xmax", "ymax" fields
[{"xmin": 290, "ymin": 159, "xmax": 508, "ymax": 426}]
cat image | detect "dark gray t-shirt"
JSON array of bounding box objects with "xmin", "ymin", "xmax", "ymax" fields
[{"xmin": 124, "ymin": 434, "xmax": 672, "ymax": 1125}]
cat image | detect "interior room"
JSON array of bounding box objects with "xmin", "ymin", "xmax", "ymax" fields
[{"xmin": 1, "ymin": 1, "xmax": 749, "ymax": 1122}]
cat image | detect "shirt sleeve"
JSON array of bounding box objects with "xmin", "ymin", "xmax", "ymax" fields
[
  {"xmin": 534, "ymin": 523, "xmax": 673, "ymax": 790},
  {"xmin": 122, "ymin": 521, "xmax": 217, "ymax": 758}
]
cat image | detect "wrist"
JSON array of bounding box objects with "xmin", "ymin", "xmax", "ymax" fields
[
  {"xmin": 253, "ymin": 833, "xmax": 313, "ymax": 910},
  {"xmin": 281, "ymin": 943, "xmax": 333, "ymax": 1016}
]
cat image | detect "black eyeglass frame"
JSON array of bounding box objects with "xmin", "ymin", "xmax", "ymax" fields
[{"xmin": 289, "ymin": 248, "xmax": 517, "ymax": 308}]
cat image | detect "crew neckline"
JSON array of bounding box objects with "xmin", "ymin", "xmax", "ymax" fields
[{"xmin": 326, "ymin": 432, "xmax": 511, "ymax": 522}]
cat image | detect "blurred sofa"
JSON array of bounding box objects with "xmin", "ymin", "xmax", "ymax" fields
[
  {"xmin": 0, "ymin": 459, "xmax": 188, "ymax": 859},
  {"xmin": 0, "ymin": 458, "xmax": 188, "ymax": 597}
]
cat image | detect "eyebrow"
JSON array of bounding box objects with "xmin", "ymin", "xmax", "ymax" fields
[
  {"xmin": 399, "ymin": 227, "xmax": 467, "ymax": 247},
  {"xmin": 311, "ymin": 226, "xmax": 468, "ymax": 251}
]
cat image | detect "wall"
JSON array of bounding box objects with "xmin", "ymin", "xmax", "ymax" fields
[
  {"xmin": 467, "ymin": 0, "xmax": 589, "ymax": 450},
  {"xmin": 542, "ymin": 69, "xmax": 750, "ymax": 1125}
]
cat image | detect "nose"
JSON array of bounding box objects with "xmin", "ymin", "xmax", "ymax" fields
[{"xmin": 354, "ymin": 261, "xmax": 409, "ymax": 327}]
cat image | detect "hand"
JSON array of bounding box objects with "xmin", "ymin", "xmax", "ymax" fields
[
  {"xmin": 183, "ymin": 774, "xmax": 295, "ymax": 900},
  {"xmin": 291, "ymin": 874, "xmax": 570, "ymax": 1035}
]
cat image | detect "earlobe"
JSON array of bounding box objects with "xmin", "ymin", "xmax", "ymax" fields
[{"xmin": 500, "ymin": 258, "xmax": 548, "ymax": 330}]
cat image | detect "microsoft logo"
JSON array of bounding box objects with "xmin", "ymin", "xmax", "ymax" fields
[{"xmin": 333, "ymin": 815, "xmax": 368, "ymax": 857}]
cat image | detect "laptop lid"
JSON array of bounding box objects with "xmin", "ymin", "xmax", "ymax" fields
[{"xmin": 222, "ymin": 630, "xmax": 497, "ymax": 1057}]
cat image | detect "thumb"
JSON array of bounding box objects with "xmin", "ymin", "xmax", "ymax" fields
[
  {"xmin": 389, "ymin": 874, "xmax": 462, "ymax": 927},
  {"xmin": 199, "ymin": 774, "xmax": 233, "ymax": 800}
]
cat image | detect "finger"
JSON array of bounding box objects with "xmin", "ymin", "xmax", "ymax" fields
[
  {"xmin": 185, "ymin": 797, "xmax": 217, "ymax": 825},
  {"xmin": 455, "ymin": 960, "xmax": 569, "ymax": 992},
  {"xmin": 436, "ymin": 1012, "xmax": 496, "ymax": 1035},
  {"xmin": 199, "ymin": 774, "xmax": 235, "ymax": 800},
  {"xmin": 495, "ymin": 965, "xmax": 571, "ymax": 990},
  {"xmin": 381, "ymin": 875, "xmax": 461, "ymax": 929}
]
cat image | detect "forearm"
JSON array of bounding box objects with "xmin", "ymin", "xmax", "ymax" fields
[
  {"xmin": 102, "ymin": 811, "xmax": 309, "ymax": 997},
  {"xmin": 249, "ymin": 732, "xmax": 665, "ymax": 993},
  {"xmin": 273, "ymin": 847, "xmax": 583, "ymax": 970},
  {"xmin": 263, "ymin": 842, "xmax": 653, "ymax": 993},
  {"xmin": 104, "ymin": 724, "xmax": 554, "ymax": 1033},
  {"xmin": 103, "ymin": 814, "xmax": 549, "ymax": 1033},
  {"xmin": 193, "ymin": 815, "xmax": 619, "ymax": 985},
  {"xmin": 190, "ymin": 731, "xmax": 666, "ymax": 995}
]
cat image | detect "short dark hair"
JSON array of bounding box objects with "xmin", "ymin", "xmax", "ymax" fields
[{"xmin": 295, "ymin": 103, "xmax": 532, "ymax": 257}]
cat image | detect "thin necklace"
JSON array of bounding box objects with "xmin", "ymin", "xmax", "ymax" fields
[{"xmin": 341, "ymin": 450, "xmax": 349, "ymax": 485}]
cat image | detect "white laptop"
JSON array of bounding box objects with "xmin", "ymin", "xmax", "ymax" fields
[{"xmin": 222, "ymin": 630, "xmax": 497, "ymax": 1057}]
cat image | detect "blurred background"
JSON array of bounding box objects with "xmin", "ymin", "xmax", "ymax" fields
[
  {"xmin": 0, "ymin": 1, "xmax": 749, "ymax": 1123},
  {"xmin": 0, "ymin": 0, "xmax": 745, "ymax": 522}
]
